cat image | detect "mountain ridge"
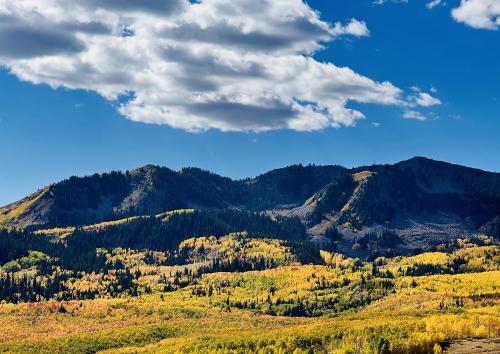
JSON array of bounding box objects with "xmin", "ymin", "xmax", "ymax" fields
[{"xmin": 2, "ymin": 157, "xmax": 500, "ymax": 251}]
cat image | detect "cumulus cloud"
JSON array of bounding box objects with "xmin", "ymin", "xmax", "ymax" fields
[
  {"xmin": 452, "ymin": 0, "xmax": 500, "ymax": 30},
  {"xmin": 414, "ymin": 92, "xmax": 442, "ymax": 107},
  {"xmin": 408, "ymin": 87, "xmax": 442, "ymax": 107},
  {"xmin": 0, "ymin": 0, "xmax": 409, "ymax": 132},
  {"xmin": 403, "ymin": 110, "xmax": 427, "ymax": 121},
  {"xmin": 331, "ymin": 19, "xmax": 370, "ymax": 37}
]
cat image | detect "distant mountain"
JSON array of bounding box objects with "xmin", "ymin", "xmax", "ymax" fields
[
  {"xmin": 2, "ymin": 157, "xmax": 500, "ymax": 250},
  {"xmin": 0, "ymin": 164, "xmax": 346, "ymax": 229},
  {"xmin": 279, "ymin": 157, "xmax": 500, "ymax": 251}
]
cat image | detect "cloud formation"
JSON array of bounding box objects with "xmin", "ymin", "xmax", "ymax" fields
[
  {"xmin": 408, "ymin": 86, "xmax": 442, "ymax": 108},
  {"xmin": 0, "ymin": 0, "xmax": 424, "ymax": 132},
  {"xmin": 414, "ymin": 92, "xmax": 442, "ymax": 107},
  {"xmin": 373, "ymin": 0, "xmax": 408, "ymax": 5},
  {"xmin": 375, "ymin": 0, "xmax": 499, "ymax": 30},
  {"xmin": 426, "ymin": 0, "xmax": 444, "ymax": 9},
  {"xmin": 403, "ymin": 110, "xmax": 428, "ymax": 121},
  {"xmin": 452, "ymin": 0, "xmax": 500, "ymax": 30}
]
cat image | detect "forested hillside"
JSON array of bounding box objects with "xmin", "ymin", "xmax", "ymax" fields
[
  {"xmin": 2, "ymin": 157, "xmax": 500, "ymax": 251},
  {"xmin": 0, "ymin": 157, "xmax": 499, "ymax": 353},
  {"xmin": 0, "ymin": 221, "xmax": 498, "ymax": 353}
]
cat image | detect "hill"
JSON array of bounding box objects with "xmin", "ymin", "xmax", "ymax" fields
[{"xmin": 1, "ymin": 157, "xmax": 500, "ymax": 253}]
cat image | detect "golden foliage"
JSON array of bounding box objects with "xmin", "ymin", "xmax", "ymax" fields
[{"xmin": 0, "ymin": 187, "xmax": 50, "ymax": 225}]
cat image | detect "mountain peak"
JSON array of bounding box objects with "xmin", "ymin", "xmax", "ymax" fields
[
  {"xmin": 131, "ymin": 164, "xmax": 161, "ymax": 174},
  {"xmin": 398, "ymin": 156, "xmax": 442, "ymax": 166}
]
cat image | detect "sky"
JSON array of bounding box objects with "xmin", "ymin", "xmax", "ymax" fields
[{"xmin": 0, "ymin": 0, "xmax": 499, "ymax": 205}]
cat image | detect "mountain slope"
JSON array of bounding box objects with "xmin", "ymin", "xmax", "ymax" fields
[
  {"xmin": 275, "ymin": 157, "xmax": 500, "ymax": 252},
  {"xmin": 2, "ymin": 157, "xmax": 500, "ymax": 249},
  {"xmin": 0, "ymin": 165, "xmax": 246, "ymax": 229},
  {"xmin": 0, "ymin": 164, "xmax": 346, "ymax": 229}
]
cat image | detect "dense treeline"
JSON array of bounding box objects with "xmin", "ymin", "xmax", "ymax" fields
[
  {"xmin": 38, "ymin": 166, "xmax": 247, "ymax": 228},
  {"xmin": 0, "ymin": 269, "xmax": 139, "ymax": 303},
  {"xmin": 0, "ymin": 210, "xmax": 314, "ymax": 304},
  {"xmin": 1, "ymin": 209, "xmax": 307, "ymax": 268},
  {"xmin": 402, "ymin": 259, "xmax": 465, "ymax": 277},
  {"xmin": 0, "ymin": 229, "xmax": 51, "ymax": 265},
  {"xmin": 43, "ymin": 171, "xmax": 131, "ymax": 227},
  {"xmin": 0, "ymin": 228, "xmax": 142, "ymax": 303},
  {"xmin": 66, "ymin": 209, "xmax": 307, "ymax": 254},
  {"xmin": 42, "ymin": 164, "xmax": 346, "ymax": 228},
  {"xmin": 130, "ymin": 167, "xmax": 246, "ymax": 216},
  {"xmin": 244, "ymin": 164, "xmax": 347, "ymax": 210},
  {"xmin": 1, "ymin": 224, "xmax": 497, "ymax": 311},
  {"xmin": 0, "ymin": 228, "xmax": 106, "ymax": 273},
  {"xmin": 197, "ymin": 256, "xmax": 283, "ymax": 274},
  {"xmin": 1, "ymin": 209, "xmax": 308, "ymax": 264}
]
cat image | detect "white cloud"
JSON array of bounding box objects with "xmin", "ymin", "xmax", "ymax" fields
[
  {"xmin": 375, "ymin": 0, "xmax": 443, "ymax": 9},
  {"xmin": 452, "ymin": 0, "xmax": 500, "ymax": 29},
  {"xmin": 373, "ymin": 0, "xmax": 408, "ymax": 5},
  {"xmin": 0, "ymin": 0, "xmax": 410, "ymax": 132},
  {"xmin": 408, "ymin": 87, "xmax": 442, "ymax": 107},
  {"xmin": 403, "ymin": 110, "xmax": 427, "ymax": 120},
  {"xmin": 365, "ymin": 0, "xmax": 499, "ymax": 30},
  {"xmin": 331, "ymin": 19, "xmax": 370, "ymax": 37},
  {"xmin": 426, "ymin": 0, "xmax": 444, "ymax": 9},
  {"xmin": 415, "ymin": 92, "xmax": 442, "ymax": 107}
]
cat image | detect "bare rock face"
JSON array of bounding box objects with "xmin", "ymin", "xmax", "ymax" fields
[
  {"xmin": 269, "ymin": 157, "xmax": 500, "ymax": 250},
  {"xmin": 480, "ymin": 216, "xmax": 500, "ymax": 240}
]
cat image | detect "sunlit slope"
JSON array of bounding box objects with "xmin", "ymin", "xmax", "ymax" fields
[{"xmin": 0, "ymin": 266, "xmax": 497, "ymax": 353}]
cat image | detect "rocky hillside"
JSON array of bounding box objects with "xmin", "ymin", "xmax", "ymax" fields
[
  {"xmin": 1, "ymin": 157, "xmax": 500, "ymax": 250},
  {"xmin": 0, "ymin": 164, "xmax": 346, "ymax": 229},
  {"xmin": 277, "ymin": 157, "xmax": 500, "ymax": 252}
]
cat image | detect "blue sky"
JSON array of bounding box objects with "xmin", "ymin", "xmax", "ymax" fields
[{"xmin": 0, "ymin": 0, "xmax": 499, "ymax": 205}]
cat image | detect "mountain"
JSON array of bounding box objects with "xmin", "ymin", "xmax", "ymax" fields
[
  {"xmin": 2, "ymin": 157, "xmax": 500, "ymax": 251},
  {"xmin": 0, "ymin": 164, "xmax": 346, "ymax": 229},
  {"xmin": 0, "ymin": 165, "xmax": 245, "ymax": 229},
  {"xmin": 277, "ymin": 157, "xmax": 500, "ymax": 253}
]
